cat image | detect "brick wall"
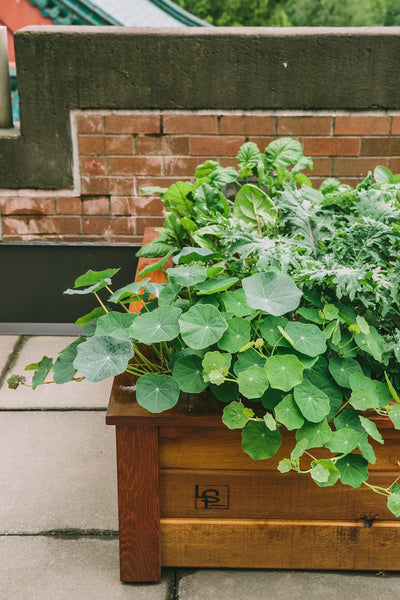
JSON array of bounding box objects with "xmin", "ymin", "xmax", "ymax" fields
[{"xmin": 1, "ymin": 110, "xmax": 400, "ymax": 243}]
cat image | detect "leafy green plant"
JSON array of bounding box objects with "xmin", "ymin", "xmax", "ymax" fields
[{"xmin": 9, "ymin": 138, "xmax": 400, "ymax": 517}]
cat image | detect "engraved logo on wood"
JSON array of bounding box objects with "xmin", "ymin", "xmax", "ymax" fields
[{"xmin": 195, "ymin": 485, "xmax": 230, "ymax": 509}]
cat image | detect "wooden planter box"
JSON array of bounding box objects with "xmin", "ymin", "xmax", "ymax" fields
[
  {"xmin": 106, "ymin": 228, "xmax": 400, "ymax": 582},
  {"xmin": 107, "ymin": 382, "xmax": 400, "ymax": 582}
]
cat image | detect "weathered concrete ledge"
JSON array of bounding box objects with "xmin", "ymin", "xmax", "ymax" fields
[{"xmin": 2, "ymin": 26, "xmax": 400, "ymax": 190}]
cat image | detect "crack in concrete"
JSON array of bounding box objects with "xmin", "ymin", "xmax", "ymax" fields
[
  {"xmin": 1, "ymin": 529, "xmax": 119, "ymax": 540},
  {"xmin": 0, "ymin": 335, "xmax": 29, "ymax": 388}
]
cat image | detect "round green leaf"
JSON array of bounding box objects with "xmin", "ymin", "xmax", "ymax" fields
[
  {"xmin": 311, "ymin": 460, "xmax": 340, "ymax": 488},
  {"xmin": 95, "ymin": 311, "xmax": 137, "ymax": 341},
  {"xmin": 258, "ymin": 315, "xmax": 290, "ymax": 347},
  {"xmin": 242, "ymin": 272, "xmax": 302, "ymax": 316},
  {"xmin": 73, "ymin": 335, "xmax": 133, "ymax": 383},
  {"xmin": 167, "ymin": 265, "xmax": 207, "ymax": 287},
  {"xmin": 336, "ymin": 454, "xmax": 369, "ymax": 488},
  {"xmin": 264, "ymin": 355, "xmax": 304, "ymax": 392},
  {"xmin": 172, "ymin": 355, "xmax": 208, "ymax": 394},
  {"xmin": 53, "ymin": 338, "xmax": 85, "ymax": 384},
  {"xmin": 242, "ymin": 421, "xmax": 282, "ymax": 460},
  {"xmin": 349, "ymin": 389, "xmax": 374, "ymax": 411},
  {"xmin": 293, "ymin": 380, "xmax": 330, "ymax": 423},
  {"xmin": 223, "ymin": 288, "xmax": 254, "ymax": 317},
  {"xmin": 325, "ymin": 428, "xmax": 361, "ymax": 454},
  {"xmin": 328, "ymin": 357, "xmax": 363, "ymax": 388},
  {"xmin": 210, "ymin": 381, "xmax": 239, "ymax": 403},
  {"xmin": 359, "ymin": 415, "xmax": 384, "ymax": 444},
  {"xmin": 195, "ymin": 276, "xmax": 238, "ymax": 295},
  {"xmin": 217, "ymin": 318, "xmax": 251, "ymax": 353},
  {"xmin": 283, "ymin": 322, "xmax": 326, "ymax": 357},
  {"xmin": 233, "ymin": 348, "xmax": 265, "ymax": 376},
  {"xmin": 388, "ymin": 487, "xmax": 400, "ymax": 517},
  {"xmin": 179, "ymin": 304, "xmax": 228, "ymax": 349},
  {"xmin": 130, "ymin": 306, "xmax": 181, "ymax": 344},
  {"xmin": 136, "ymin": 374, "xmax": 180, "ymax": 413},
  {"xmin": 237, "ymin": 365, "xmax": 269, "ymax": 400},
  {"xmin": 233, "ymin": 183, "xmax": 278, "ymax": 232},
  {"xmin": 274, "ymin": 394, "xmax": 305, "ymax": 430},
  {"xmin": 295, "ymin": 419, "xmax": 332, "ymax": 449},
  {"xmin": 222, "ymin": 401, "xmax": 253, "ymax": 430}
]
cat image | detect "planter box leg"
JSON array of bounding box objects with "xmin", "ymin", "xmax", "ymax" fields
[{"xmin": 115, "ymin": 424, "xmax": 160, "ymax": 582}]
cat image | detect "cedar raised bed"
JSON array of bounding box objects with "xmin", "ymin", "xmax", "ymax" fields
[{"xmin": 106, "ymin": 228, "xmax": 400, "ymax": 582}]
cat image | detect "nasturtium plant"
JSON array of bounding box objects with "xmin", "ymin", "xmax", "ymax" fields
[{"xmin": 10, "ymin": 138, "xmax": 400, "ymax": 517}]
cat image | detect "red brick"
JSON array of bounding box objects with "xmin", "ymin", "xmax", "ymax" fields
[
  {"xmin": 304, "ymin": 157, "xmax": 332, "ymax": 177},
  {"xmin": 361, "ymin": 137, "xmax": 400, "ymax": 156},
  {"xmin": 164, "ymin": 156, "xmax": 204, "ymax": 176},
  {"xmin": 220, "ymin": 115, "xmax": 276, "ymax": 135},
  {"xmin": 247, "ymin": 137, "xmax": 276, "ymax": 151},
  {"xmin": 334, "ymin": 116, "xmax": 390, "ymax": 136},
  {"xmin": 81, "ymin": 176, "xmax": 134, "ymax": 196},
  {"xmin": 304, "ymin": 137, "xmax": 360, "ymax": 156},
  {"xmin": 332, "ymin": 158, "xmax": 386, "ymax": 177},
  {"xmin": 2, "ymin": 217, "xmax": 29, "ymax": 235},
  {"xmin": 191, "ymin": 136, "xmax": 245, "ymax": 156},
  {"xmin": 105, "ymin": 135, "xmax": 134, "ymax": 155},
  {"xmin": 82, "ymin": 216, "xmax": 136, "ymax": 235},
  {"xmin": 219, "ymin": 157, "xmax": 239, "ymax": 168},
  {"xmin": 56, "ymin": 197, "xmax": 82, "ymax": 215},
  {"xmin": 78, "ymin": 135, "xmax": 106, "ymax": 155},
  {"xmin": 76, "ymin": 114, "xmax": 104, "ymax": 134},
  {"xmin": 82, "ymin": 196, "xmax": 110, "ymax": 215},
  {"xmin": 277, "ymin": 117, "xmax": 332, "ymax": 136},
  {"xmin": 107, "ymin": 156, "xmax": 162, "ymax": 175},
  {"xmin": 137, "ymin": 176, "xmax": 189, "ymax": 189},
  {"xmin": 163, "ymin": 114, "xmax": 218, "ymax": 134},
  {"xmin": 136, "ymin": 135, "xmax": 190, "ymax": 156},
  {"xmin": 2, "ymin": 197, "xmax": 53, "ymax": 215},
  {"xmin": 105, "ymin": 114, "xmax": 161, "ymax": 134},
  {"xmin": 3, "ymin": 216, "xmax": 81, "ymax": 236},
  {"xmin": 388, "ymin": 158, "xmax": 400, "ymax": 173},
  {"xmin": 80, "ymin": 156, "xmax": 106, "ymax": 175},
  {"xmin": 391, "ymin": 117, "xmax": 400, "ymax": 135},
  {"xmin": 111, "ymin": 196, "xmax": 163, "ymax": 216},
  {"xmin": 136, "ymin": 216, "xmax": 165, "ymax": 235}
]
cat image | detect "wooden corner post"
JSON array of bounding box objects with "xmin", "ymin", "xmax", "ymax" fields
[{"xmin": 115, "ymin": 423, "xmax": 160, "ymax": 582}]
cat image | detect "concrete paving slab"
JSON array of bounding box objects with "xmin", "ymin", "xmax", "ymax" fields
[
  {"xmin": 0, "ymin": 411, "xmax": 119, "ymax": 533},
  {"xmin": 0, "ymin": 537, "xmax": 173, "ymax": 600},
  {"xmin": 0, "ymin": 335, "xmax": 19, "ymax": 370},
  {"xmin": 0, "ymin": 336, "xmax": 113, "ymax": 408},
  {"xmin": 176, "ymin": 569, "xmax": 400, "ymax": 600}
]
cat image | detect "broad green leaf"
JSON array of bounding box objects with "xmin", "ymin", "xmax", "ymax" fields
[
  {"xmin": 202, "ymin": 351, "xmax": 231, "ymax": 385},
  {"xmin": 387, "ymin": 492, "xmax": 400, "ymax": 518},
  {"xmin": 237, "ymin": 365, "xmax": 269, "ymax": 399},
  {"xmin": 136, "ymin": 374, "xmax": 180, "ymax": 413},
  {"xmin": 265, "ymin": 137, "xmax": 304, "ymax": 168},
  {"xmin": 242, "ymin": 421, "xmax": 282, "ymax": 460},
  {"xmin": 73, "ymin": 268, "xmax": 120, "ymax": 288},
  {"xmin": 264, "ymin": 355, "xmax": 304, "ymax": 392},
  {"xmin": 328, "ymin": 357, "xmax": 363, "ymax": 388},
  {"xmin": 32, "ymin": 356, "xmax": 53, "ymax": 390},
  {"xmin": 304, "ymin": 357, "xmax": 343, "ymax": 417},
  {"xmin": 242, "ymin": 272, "xmax": 302, "ymax": 316},
  {"xmin": 374, "ymin": 165, "xmax": 394, "ymax": 184},
  {"xmin": 291, "ymin": 438, "xmax": 308, "ymax": 459},
  {"xmin": 136, "ymin": 239, "xmax": 176, "ymax": 258},
  {"xmin": 73, "ymin": 336, "xmax": 133, "ymax": 382},
  {"xmin": 349, "ymin": 372, "xmax": 392, "ymax": 408},
  {"xmin": 283, "ymin": 322, "xmax": 326, "ymax": 357},
  {"xmin": 264, "ymin": 413, "xmax": 277, "ymax": 431},
  {"xmin": 223, "ymin": 289, "xmax": 254, "ymax": 317},
  {"xmin": 222, "ymin": 401, "xmax": 253, "ymax": 430},
  {"xmin": 195, "ymin": 159, "xmax": 219, "ymax": 179},
  {"xmin": 258, "ymin": 315, "xmax": 290, "ymax": 347},
  {"xmin": 295, "ymin": 419, "xmax": 332, "ymax": 449},
  {"xmin": 275, "ymin": 394, "xmax": 305, "ymax": 430},
  {"xmin": 172, "ymin": 355, "xmax": 208, "ymax": 394},
  {"xmin": 278, "ymin": 458, "xmax": 292, "ymax": 473},
  {"xmin": 322, "ymin": 304, "xmax": 339, "ymax": 321},
  {"xmin": 108, "ymin": 280, "xmax": 149, "ymax": 304},
  {"xmin": 385, "ymin": 372, "xmax": 399, "ymax": 403},
  {"xmin": 158, "ymin": 283, "xmax": 181, "ymax": 307},
  {"xmin": 179, "ymin": 304, "xmax": 227, "ymax": 349},
  {"xmin": 167, "ymin": 265, "xmax": 207, "ymax": 287},
  {"xmin": 210, "ymin": 381, "xmax": 239, "ymax": 403},
  {"xmin": 334, "ymin": 407, "xmax": 363, "ymax": 432},
  {"xmin": 217, "ymin": 318, "xmax": 251, "ymax": 353},
  {"xmin": 173, "ymin": 247, "xmax": 217, "ymax": 264},
  {"xmin": 359, "ymin": 416, "xmax": 384, "ymax": 444},
  {"xmin": 136, "ymin": 249, "xmax": 176, "ymax": 279},
  {"xmin": 311, "ymin": 460, "xmax": 340, "ymax": 487},
  {"xmin": 356, "ymin": 316, "xmax": 370, "ymax": 335},
  {"xmin": 195, "ymin": 276, "xmax": 238, "ymax": 295},
  {"xmin": 233, "ymin": 348, "xmax": 265, "ymax": 375},
  {"xmin": 293, "ymin": 380, "xmax": 330, "ymax": 423},
  {"xmin": 357, "ymin": 434, "xmax": 376, "ymax": 464},
  {"xmin": 130, "ymin": 306, "xmax": 181, "ymax": 344},
  {"xmin": 297, "ymin": 307, "xmax": 323, "ymax": 324},
  {"xmin": 53, "ymin": 338, "xmax": 85, "ymax": 384},
  {"xmin": 162, "ymin": 182, "xmax": 194, "ymax": 217},
  {"xmin": 261, "ymin": 388, "xmax": 286, "ymax": 411},
  {"xmin": 325, "ymin": 428, "xmax": 361, "ymax": 454},
  {"xmin": 75, "ymin": 306, "xmax": 107, "ymax": 326},
  {"xmin": 355, "ymin": 326, "xmax": 384, "ymax": 362},
  {"xmin": 336, "ymin": 454, "xmax": 369, "ymax": 488},
  {"xmin": 388, "ymin": 404, "xmax": 400, "ymax": 429},
  {"xmin": 233, "ymin": 184, "xmax": 278, "ymax": 232},
  {"xmin": 95, "ymin": 311, "xmax": 136, "ymax": 341},
  {"xmin": 237, "ymin": 142, "xmax": 260, "ymax": 170},
  {"xmin": 349, "ymin": 388, "xmax": 374, "ymax": 411}
]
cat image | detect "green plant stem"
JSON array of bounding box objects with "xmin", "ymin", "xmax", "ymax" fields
[{"xmin": 94, "ymin": 292, "xmax": 108, "ymax": 313}]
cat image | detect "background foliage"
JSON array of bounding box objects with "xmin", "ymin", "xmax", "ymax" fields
[{"xmin": 175, "ymin": 0, "xmax": 400, "ymax": 27}]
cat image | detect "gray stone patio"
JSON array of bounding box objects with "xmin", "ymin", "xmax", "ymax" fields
[{"xmin": 1, "ymin": 335, "xmax": 400, "ymax": 599}]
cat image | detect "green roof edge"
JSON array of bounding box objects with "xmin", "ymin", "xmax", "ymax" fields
[{"xmin": 149, "ymin": 0, "xmax": 212, "ymax": 27}]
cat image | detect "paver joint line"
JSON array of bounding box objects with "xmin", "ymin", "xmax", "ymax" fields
[{"xmin": 0, "ymin": 335, "xmax": 27, "ymax": 387}]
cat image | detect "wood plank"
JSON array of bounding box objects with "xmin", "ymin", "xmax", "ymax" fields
[
  {"xmin": 159, "ymin": 469, "xmax": 398, "ymax": 521},
  {"xmin": 115, "ymin": 424, "xmax": 160, "ymax": 582},
  {"xmin": 158, "ymin": 426, "xmax": 400, "ymax": 472},
  {"xmin": 160, "ymin": 518, "xmax": 400, "ymax": 570}
]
